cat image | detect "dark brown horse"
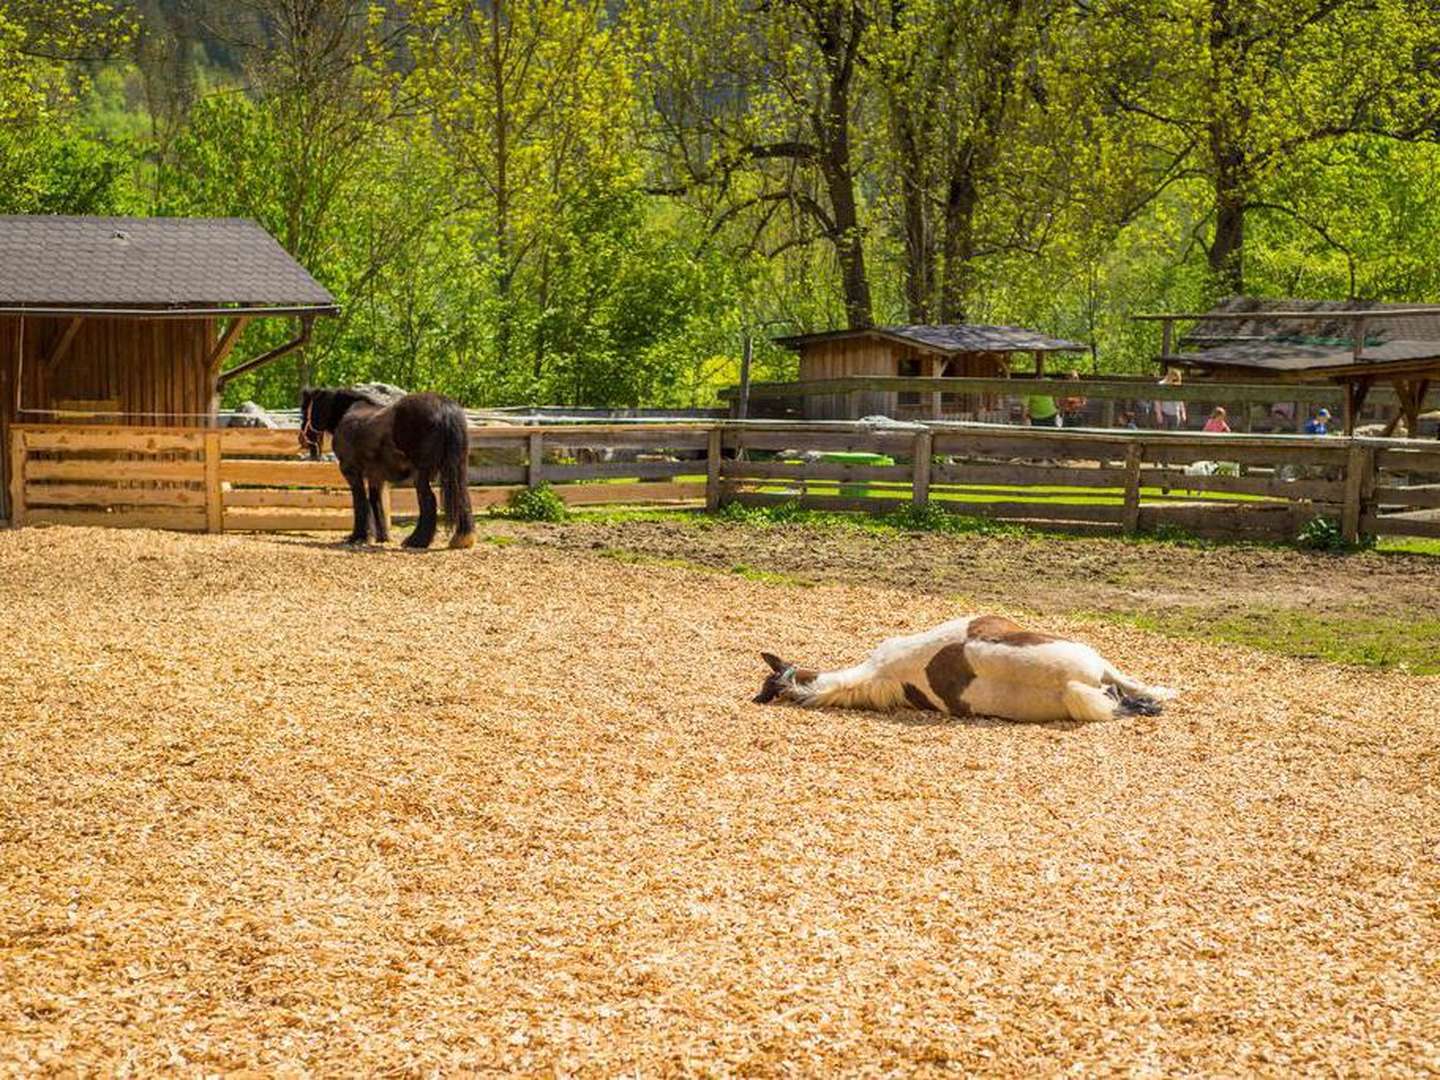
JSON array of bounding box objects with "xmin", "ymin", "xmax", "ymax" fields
[{"xmin": 299, "ymin": 387, "xmax": 476, "ymax": 549}]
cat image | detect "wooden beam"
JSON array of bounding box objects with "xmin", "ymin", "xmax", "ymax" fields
[
  {"xmin": 207, "ymin": 316, "xmax": 253, "ymax": 372},
  {"xmin": 42, "ymin": 317, "xmax": 83, "ymax": 373},
  {"xmin": 1344, "ymin": 377, "xmax": 1372, "ymax": 436}
]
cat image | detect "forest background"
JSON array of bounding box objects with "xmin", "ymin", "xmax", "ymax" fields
[{"xmin": 3, "ymin": 0, "xmax": 1439, "ymax": 409}]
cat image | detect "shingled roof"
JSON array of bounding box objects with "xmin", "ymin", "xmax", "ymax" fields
[
  {"xmin": 1173, "ymin": 297, "xmax": 1440, "ymax": 377},
  {"xmin": 1181, "ymin": 297, "xmax": 1440, "ymax": 347},
  {"xmin": 775, "ymin": 324, "xmax": 1085, "ymax": 354},
  {"xmin": 0, "ymin": 216, "xmax": 337, "ymax": 310}
]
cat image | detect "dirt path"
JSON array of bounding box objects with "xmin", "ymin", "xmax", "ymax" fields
[{"xmin": 1, "ymin": 526, "xmax": 1436, "ymax": 1074}]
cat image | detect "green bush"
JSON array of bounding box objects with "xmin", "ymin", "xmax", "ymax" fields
[
  {"xmin": 1296, "ymin": 515, "xmax": 1372, "ymax": 552},
  {"xmin": 493, "ymin": 482, "xmax": 568, "ymax": 522},
  {"xmin": 716, "ymin": 499, "xmax": 804, "ymax": 525},
  {"xmin": 883, "ymin": 502, "xmax": 1019, "ymax": 537}
]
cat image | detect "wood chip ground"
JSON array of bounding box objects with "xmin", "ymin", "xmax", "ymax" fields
[{"xmin": 0, "ymin": 527, "xmax": 1436, "ymax": 1075}]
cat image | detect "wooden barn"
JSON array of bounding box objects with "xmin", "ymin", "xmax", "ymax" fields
[
  {"xmin": 1154, "ymin": 297, "xmax": 1440, "ymax": 435},
  {"xmin": 0, "ymin": 215, "xmax": 337, "ymax": 517},
  {"xmin": 772, "ymin": 324, "xmax": 1087, "ymax": 420}
]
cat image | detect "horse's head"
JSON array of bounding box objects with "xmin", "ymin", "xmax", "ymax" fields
[
  {"xmin": 299, "ymin": 387, "xmax": 325, "ymax": 459},
  {"xmin": 753, "ymin": 652, "xmax": 800, "ymax": 704}
]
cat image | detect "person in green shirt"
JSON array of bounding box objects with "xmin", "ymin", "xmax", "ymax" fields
[{"xmin": 1024, "ymin": 393, "xmax": 1061, "ymax": 427}]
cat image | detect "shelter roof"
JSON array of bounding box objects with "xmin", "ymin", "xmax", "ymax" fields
[
  {"xmin": 775, "ymin": 324, "xmax": 1086, "ymax": 355},
  {"xmin": 0, "ymin": 216, "xmax": 336, "ymax": 311}
]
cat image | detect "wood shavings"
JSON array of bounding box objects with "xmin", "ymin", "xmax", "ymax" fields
[{"xmin": 0, "ymin": 526, "xmax": 1436, "ymax": 1074}]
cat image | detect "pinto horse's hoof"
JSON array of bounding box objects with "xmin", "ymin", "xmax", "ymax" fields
[{"xmin": 449, "ymin": 531, "xmax": 476, "ymax": 550}]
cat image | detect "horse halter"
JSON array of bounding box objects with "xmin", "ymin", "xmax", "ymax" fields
[{"xmin": 299, "ymin": 399, "xmax": 322, "ymax": 459}]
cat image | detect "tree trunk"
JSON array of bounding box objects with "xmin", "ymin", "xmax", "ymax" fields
[
  {"xmin": 891, "ymin": 100, "xmax": 932, "ymax": 323},
  {"xmin": 939, "ymin": 159, "xmax": 978, "ymax": 323},
  {"xmin": 490, "ymin": 0, "xmax": 514, "ymax": 363},
  {"xmin": 819, "ymin": 75, "xmax": 872, "ymax": 330},
  {"xmin": 1207, "ymin": 123, "xmax": 1248, "ymax": 295}
]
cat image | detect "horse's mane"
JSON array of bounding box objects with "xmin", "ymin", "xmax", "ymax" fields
[{"xmin": 303, "ymin": 385, "xmax": 398, "ymax": 432}]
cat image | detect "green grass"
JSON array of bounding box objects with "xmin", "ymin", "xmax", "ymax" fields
[{"xmin": 1085, "ymin": 608, "xmax": 1440, "ymax": 675}]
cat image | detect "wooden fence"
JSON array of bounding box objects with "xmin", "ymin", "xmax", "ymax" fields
[{"xmin": 7, "ymin": 421, "xmax": 1440, "ymax": 543}]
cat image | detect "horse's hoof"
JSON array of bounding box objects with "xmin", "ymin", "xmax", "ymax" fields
[
  {"xmin": 341, "ymin": 536, "xmax": 368, "ymax": 547},
  {"xmin": 449, "ymin": 531, "xmax": 476, "ymax": 550},
  {"xmin": 402, "ymin": 536, "xmax": 431, "ymax": 550}
]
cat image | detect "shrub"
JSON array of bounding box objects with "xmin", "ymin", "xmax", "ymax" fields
[
  {"xmin": 493, "ymin": 482, "xmax": 568, "ymax": 522},
  {"xmin": 884, "ymin": 502, "xmax": 1018, "ymax": 537},
  {"xmin": 1296, "ymin": 515, "xmax": 1372, "ymax": 552},
  {"xmin": 716, "ymin": 499, "xmax": 804, "ymax": 525}
]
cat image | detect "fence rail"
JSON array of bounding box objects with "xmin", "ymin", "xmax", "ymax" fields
[{"xmin": 8, "ymin": 421, "xmax": 1440, "ymax": 543}]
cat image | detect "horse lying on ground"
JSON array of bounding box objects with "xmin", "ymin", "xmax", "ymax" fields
[
  {"xmin": 754, "ymin": 614, "xmax": 1176, "ymax": 723},
  {"xmin": 300, "ymin": 387, "xmax": 476, "ymax": 550}
]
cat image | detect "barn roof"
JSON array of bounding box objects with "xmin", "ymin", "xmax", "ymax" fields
[
  {"xmin": 775, "ymin": 324, "xmax": 1086, "ymax": 355},
  {"xmin": 1181, "ymin": 296, "xmax": 1440, "ymax": 347},
  {"xmin": 1170, "ymin": 297, "xmax": 1440, "ymax": 379},
  {"xmin": 0, "ymin": 216, "xmax": 337, "ymax": 311}
]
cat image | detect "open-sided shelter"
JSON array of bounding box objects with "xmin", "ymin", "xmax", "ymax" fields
[
  {"xmin": 773, "ymin": 324, "xmax": 1086, "ymax": 420},
  {"xmin": 1148, "ymin": 297, "xmax": 1440, "ymax": 434},
  {"xmin": 0, "ymin": 215, "xmax": 337, "ymax": 517}
]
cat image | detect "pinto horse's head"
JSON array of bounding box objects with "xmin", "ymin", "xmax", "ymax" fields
[{"xmin": 753, "ymin": 652, "xmax": 800, "ymax": 704}]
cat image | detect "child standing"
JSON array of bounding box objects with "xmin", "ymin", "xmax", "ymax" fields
[{"xmin": 1203, "ymin": 406, "xmax": 1231, "ymax": 433}]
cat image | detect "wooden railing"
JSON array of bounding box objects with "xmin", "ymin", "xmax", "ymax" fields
[{"xmin": 8, "ymin": 421, "xmax": 1440, "ymax": 542}]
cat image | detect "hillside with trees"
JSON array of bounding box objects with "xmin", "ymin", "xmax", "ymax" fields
[{"xmin": 3, "ymin": 0, "xmax": 1439, "ymax": 408}]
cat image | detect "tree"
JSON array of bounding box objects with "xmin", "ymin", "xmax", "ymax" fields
[
  {"xmin": 405, "ymin": 0, "xmax": 638, "ymax": 381},
  {"xmin": 632, "ymin": 0, "xmax": 876, "ymax": 329},
  {"xmin": 1095, "ymin": 0, "xmax": 1440, "ymax": 295}
]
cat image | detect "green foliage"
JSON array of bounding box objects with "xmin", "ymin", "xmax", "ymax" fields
[
  {"xmin": 884, "ymin": 502, "xmax": 1021, "ymax": 537},
  {"xmin": 14, "ymin": 0, "xmax": 1440, "ymax": 407},
  {"xmin": 492, "ymin": 483, "xmax": 569, "ymax": 523},
  {"xmin": 1295, "ymin": 516, "xmax": 1375, "ymax": 553}
]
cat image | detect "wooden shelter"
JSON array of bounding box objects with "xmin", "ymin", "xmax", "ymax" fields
[
  {"xmin": 1144, "ymin": 297, "xmax": 1440, "ymax": 435},
  {"xmin": 772, "ymin": 324, "xmax": 1086, "ymax": 420},
  {"xmin": 0, "ymin": 215, "xmax": 337, "ymax": 517}
]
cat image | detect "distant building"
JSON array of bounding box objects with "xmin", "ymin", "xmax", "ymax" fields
[
  {"xmin": 1160, "ymin": 297, "xmax": 1440, "ymax": 434},
  {"xmin": 769, "ymin": 324, "xmax": 1086, "ymax": 421}
]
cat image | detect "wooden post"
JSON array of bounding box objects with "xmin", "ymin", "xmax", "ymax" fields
[
  {"xmin": 1341, "ymin": 442, "xmax": 1374, "ymax": 545},
  {"xmin": 526, "ymin": 432, "xmax": 544, "ymax": 489},
  {"xmin": 204, "ymin": 430, "xmax": 223, "ymax": 533},
  {"xmin": 1101, "ymin": 398, "xmax": 1116, "ymax": 428},
  {"xmin": 737, "ymin": 335, "xmax": 754, "ymax": 420},
  {"xmin": 8, "ymin": 428, "xmax": 26, "ymax": 527},
  {"xmin": 912, "ymin": 428, "xmax": 932, "ymax": 508},
  {"xmin": 1122, "ymin": 442, "xmax": 1143, "ymax": 534},
  {"xmin": 706, "ymin": 426, "xmax": 723, "ymax": 511}
]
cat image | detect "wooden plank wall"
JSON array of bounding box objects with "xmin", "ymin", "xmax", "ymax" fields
[{"xmin": 7, "ymin": 421, "xmax": 1439, "ymax": 542}]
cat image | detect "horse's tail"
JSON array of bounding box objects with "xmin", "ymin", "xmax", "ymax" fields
[{"xmin": 439, "ymin": 405, "xmax": 475, "ymax": 549}]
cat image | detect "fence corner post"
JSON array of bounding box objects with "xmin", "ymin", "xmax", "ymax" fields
[
  {"xmin": 706, "ymin": 426, "xmax": 723, "ymax": 511},
  {"xmin": 1122, "ymin": 442, "xmax": 1144, "ymax": 535},
  {"xmin": 204, "ymin": 430, "xmax": 223, "ymax": 534},
  {"xmin": 527, "ymin": 432, "xmax": 544, "ymax": 490},
  {"xmin": 1341, "ymin": 441, "xmax": 1374, "ymax": 545},
  {"xmin": 8, "ymin": 428, "xmax": 27, "ymax": 528},
  {"xmin": 912, "ymin": 428, "xmax": 933, "ymax": 508}
]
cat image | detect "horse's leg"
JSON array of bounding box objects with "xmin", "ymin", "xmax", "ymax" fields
[
  {"xmin": 404, "ymin": 468, "xmax": 438, "ymax": 548},
  {"xmin": 343, "ymin": 468, "xmax": 371, "ymax": 545},
  {"xmin": 368, "ymin": 480, "xmax": 390, "ymax": 543}
]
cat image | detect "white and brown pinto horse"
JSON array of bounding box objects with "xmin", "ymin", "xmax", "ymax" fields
[{"xmin": 754, "ymin": 615, "xmax": 1176, "ymax": 723}]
